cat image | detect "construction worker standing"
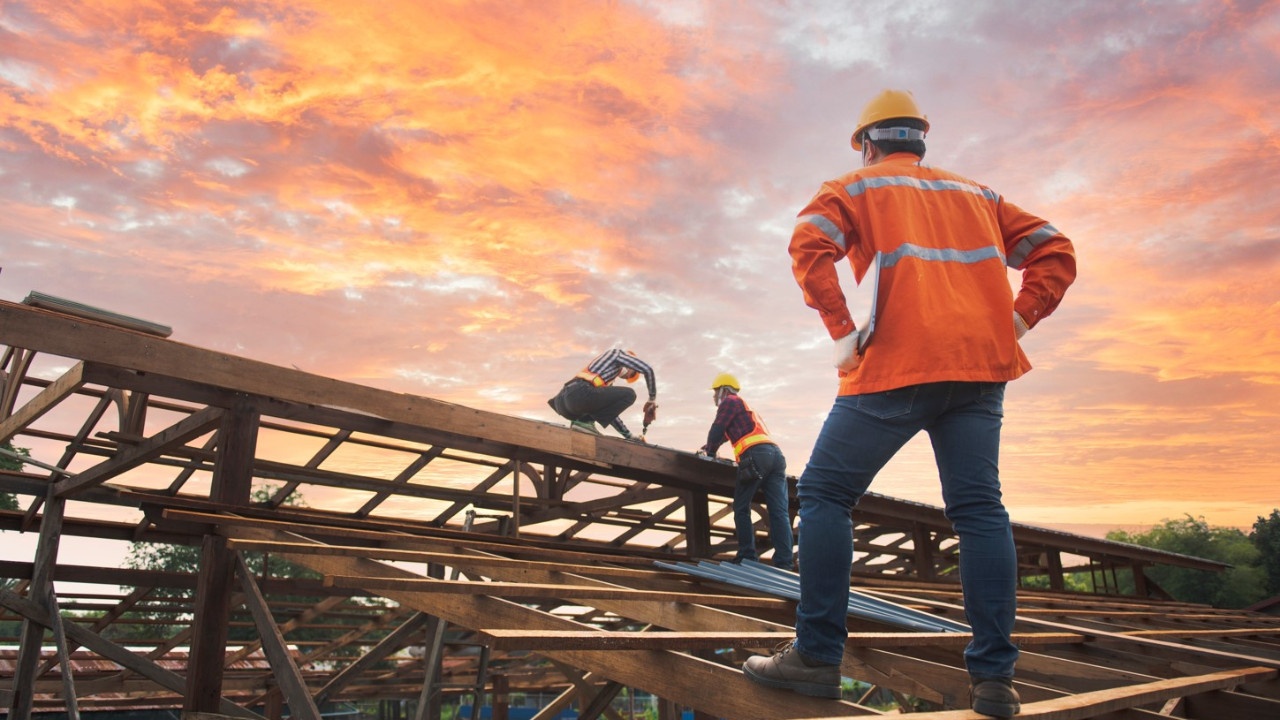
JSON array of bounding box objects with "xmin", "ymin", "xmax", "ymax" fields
[
  {"xmin": 548, "ymin": 348, "xmax": 657, "ymax": 441},
  {"xmin": 742, "ymin": 89, "xmax": 1076, "ymax": 718},
  {"xmin": 698, "ymin": 373, "xmax": 794, "ymax": 570}
]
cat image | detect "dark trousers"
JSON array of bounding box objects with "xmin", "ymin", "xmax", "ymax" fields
[{"xmin": 548, "ymin": 379, "xmax": 636, "ymax": 427}]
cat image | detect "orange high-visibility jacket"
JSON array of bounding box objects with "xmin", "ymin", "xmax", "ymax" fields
[{"xmin": 790, "ymin": 153, "xmax": 1077, "ymax": 396}]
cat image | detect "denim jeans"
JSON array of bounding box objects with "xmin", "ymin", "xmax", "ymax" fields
[
  {"xmin": 734, "ymin": 443, "xmax": 795, "ymax": 569},
  {"xmin": 793, "ymin": 381, "xmax": 1018, "ymax": 679}
]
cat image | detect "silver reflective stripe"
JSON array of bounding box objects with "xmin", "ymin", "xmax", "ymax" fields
[
  {"xmin": 1007, "ymin": 223, "xmax": 1060, "ymax": 267},
  {"xmin": 844, "ymin": 175, "xmax": 1000, "ymax": 202},
  {"xmin": 881, "ymin": 243, "xmax": 1004, "ymax": 269},
  {"xmin": 797, "ymin": 213, "xmax": 847, "ymax": 251},
  {"xmin": 865, "ymin": 126, "xmax": 926, "ymax": 142}
]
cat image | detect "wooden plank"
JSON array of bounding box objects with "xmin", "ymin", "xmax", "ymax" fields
[
  {"xmin": 165, "ymin": 509, "xmax": 668, "ymax": 567},
  {"xmin": 46, "ymin": 590, "xmax": 80, "ymax": 720},
  {"xmin": 62, "ymin": 617, "xmax": 265, "ymax": 720},
  {"xmin": 53, "ymin": 405, "xmax": 223, "ymax": 497},
  {"xmin": 354, "ymin": 446, "xmax": 444, "ymax": 517},
  {"xmin": 224, "ymin": 524, "xmax": 878, "ymax": 719},
  {"xmin": 0, "ymin": 361, "xmax": 84, "ymax": 445},
  {"xmin": 323, "ymin": 575, "xmax": 789, "ymax": 610},
  {"xmin": 224, "ymin": 538, "xmax": 690, "ymax": 581},
  {"xmin": 9, "ymin": 489, "xmax": 66, "ymax": 720},
  {"xmin": 313, "ymin": 612, "xmax": 431, "ymax": 705},
  {"xmin": 787, "ymin": 666, "xmax": 1279, "ymax": 719},
  {"xmin": 476, "ymin": 629, "xmax": 1084, "ymax": 651},
  {"xmin": 866, "ymin": 587, "xmax": 1280, "ymax": 671},
  {"xmin": 0, "ymin": 589, "xmax": 263, "ymax": 720},
  {"xmin": 1117, "ymin": 628, "xmax": 1280, "ymax": 639},
  {"xmin": 1184, "ymin": 686, "xmax": 1280, "ymax": 720},
  {"xmin": 234, "ymin": 554, "xmax": 322, "ymax": 720}
]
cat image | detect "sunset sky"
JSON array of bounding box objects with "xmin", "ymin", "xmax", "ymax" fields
[{"xmin": 2, "ymin": 0, "xmax": 1277, "ymax": 539}]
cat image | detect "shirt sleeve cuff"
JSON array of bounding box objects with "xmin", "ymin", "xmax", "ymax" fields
[{"xmin": 822, "ymin": 309, "xmax": 856, "ymax": 339}]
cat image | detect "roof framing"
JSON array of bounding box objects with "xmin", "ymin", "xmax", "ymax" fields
[{"xmin": 1, "ymin": 298, "xmax": 1275, "ymax": 719}]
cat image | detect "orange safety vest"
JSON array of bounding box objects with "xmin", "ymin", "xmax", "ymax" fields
[
  {"xmin": 790, "ymin": 153, "xmax": 1076, "ymax": 396},
  {"xmin": 730, "ymin": 407, "xmax": 774, "ymax": 460},
  {"xmin": 574, "ymin": 370, "xmax": 608, "ymax": 387}
]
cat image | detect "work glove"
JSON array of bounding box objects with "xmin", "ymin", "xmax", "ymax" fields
[
  {"xmin": 1013, "ymin": 311, "xmax": 1030, "ymax": 339},
  {"xmin": 643, "ymin": 400, "xmax": 658, "ymax": 426},
  {"xmin": 833, "ymin": 331, "xmax": 861, "ymax": 373}
]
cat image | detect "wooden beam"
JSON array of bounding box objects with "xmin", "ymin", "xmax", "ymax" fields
[
  {"xmin": 323, "ymin": 575, "xmax": 789, "ymax": 610},
  {"xmin": 164, "ymin": 508, "xmax": 669, "ymax": 566},
  {"xmin": 225, "ymin": 524, "xmax": 877, "ymax": 719},
  {"xmin": 0, "ymin": 361, "xmax": 84, "ymax": 445},
  {"xmin": 53, "ymin": 405, "xmax": 223, "ymax": 497},
  {"xmin": 788, "ymin": 666, "xmax": 1278, "ymax": 719},
  {"xmin": 9, "ymin": 487, "xmax": 66, "ymax": 720},
  {"xmin": 0, "ymin": 300, "xmax": 738, "ymax": 495},
  {"xmin": 224, "ymin": 538, "xmax": 688, "ymax": 581},
  {"xmin": 355, "ymin": 446, "xmax": 443, "ymax": 517},
  {"xmin": 46, "ymin": 590, "xmax": 80, "ymax": 720},
  {"xmin": 0, "ymin": 589, "xmax": 264, "ymax": 720},
  {"xmin": 235, "ymin": 553, "xmax": 322, "ymax": 720},
  {"xmin": 684, "ymin": 490, "xmax": 711, "ymax": 558},
  {"xmin": 476, "ymin": 629, "xmax": 1084, "ymax": 651},
  {"xmin": 313, "ymin": 612, "xmax": 431, "ymax": 705},
  {"xmin": 184, "ymin": 399, "xmax": 259, "ymax": 715},
  {"xmin": 0, "ymin": 348, "xmax": 35, "ymax": 420}
]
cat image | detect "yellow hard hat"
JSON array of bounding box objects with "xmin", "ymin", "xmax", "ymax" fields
[
  {"xmin": 710, "ymin": 372, "xmax": 740, "ymax": 391},
  {"xmin": 851, "ymin": 89, "xmax": 929, "ymax": 150}
]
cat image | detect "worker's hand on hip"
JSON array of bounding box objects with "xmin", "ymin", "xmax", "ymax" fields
[
  {"xmin": 1013, "ymin": 311, "xmax": 1030, "ymax": 339},
  {"xmin": 833, "ymin": 331, "xmax": 861, "ymax": 372}
]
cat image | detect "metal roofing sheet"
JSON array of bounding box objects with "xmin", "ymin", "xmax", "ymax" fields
[{"xmin": 656, "ymin": 559, "xmax": 970, "ymax": 633}]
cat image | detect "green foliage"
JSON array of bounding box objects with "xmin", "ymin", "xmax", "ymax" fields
[
  {"xmin": 115, "ymin": 485, "xmax": 391, "ymax": 650},
  {"xmin": 1108, "ymin": 515, "xmax": 1266, "ymax": 608},
  {"xmin": 1019, "ymin": 572, "xmax": 1099, "ymax": 593},
  {"xmin": 0, "ymin": 441, "xmax": 28, "ymax": 511},
  {"xmin": 1251, "ymin": 509, "xmax": 1280, "ymax": 597},
  {"xmin": 124, "ymin": 484, "xmax": 315, "ymax": 575}
]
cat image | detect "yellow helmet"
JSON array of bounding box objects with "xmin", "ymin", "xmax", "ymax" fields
[
  {"xmin": 710, "ymin": 372, "xmax": 740, "ymax": 391},
  {"xmin": 851, "ymin": 89, "xmax": 929, "ymax": 150}
]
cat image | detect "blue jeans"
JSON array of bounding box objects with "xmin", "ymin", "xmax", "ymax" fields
[
  {"xmin": 794, "ymin": 381, "xmax": 1018, "ymax": 680},
  {"xmin": 734, "ymin": 443, "xmax": 795, "ymax": 569}
]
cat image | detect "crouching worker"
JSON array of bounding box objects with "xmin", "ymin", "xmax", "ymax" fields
[{"xmin": 548, "ymin": 348, "xmax": 657, "ymax": 441}]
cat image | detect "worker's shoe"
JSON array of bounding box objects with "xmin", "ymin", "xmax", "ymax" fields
[
  {"xmin": 570, "ymin": 420, "xmax": 601, "ymax": 435},
  {"xmin": 742, "ymin": 640, "xmax": 841, "ymax": 699},
  {"xmin": 970, "ymin": 677, "xmax": 1021, "ymax": 718}
]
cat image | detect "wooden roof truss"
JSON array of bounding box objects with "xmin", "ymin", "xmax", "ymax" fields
[{"xmin": 1, "ymin": 298, "xmax": 1277, "ymax": 719}]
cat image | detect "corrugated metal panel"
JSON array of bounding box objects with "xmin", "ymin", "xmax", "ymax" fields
[{"xmin": 655, "ymin": 559, "xmax": 970, "ymax": 633}]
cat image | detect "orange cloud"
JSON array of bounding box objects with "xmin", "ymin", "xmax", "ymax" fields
[{"xmin": 1, "ymin": 0, "xmax": 768, "ymax": 329}]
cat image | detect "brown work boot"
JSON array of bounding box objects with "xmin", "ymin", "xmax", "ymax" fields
[
  {"xmin": 742, "ymin": 640, "xmax": 841, "ymax": 699},
  {"xmin": 970, "ymin": 678, "xmax": 1021, "ymax": 718}
]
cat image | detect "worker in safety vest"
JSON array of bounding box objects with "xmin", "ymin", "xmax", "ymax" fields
[
  {"xmin": 743, "ymin": 90, "xmax": 1076, "ymax": 718},
  {"xmin": 697, "ymin": 373, "xmax": 795, "ymax": 570},
  {"xmin": 547, "ymin": 348, "xmax": 656, "ymax": 441}
]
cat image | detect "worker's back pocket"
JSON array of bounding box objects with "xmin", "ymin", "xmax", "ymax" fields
[{"xmin": 854, "ymin": 386, "xmax": 917, "ymax": 420}]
